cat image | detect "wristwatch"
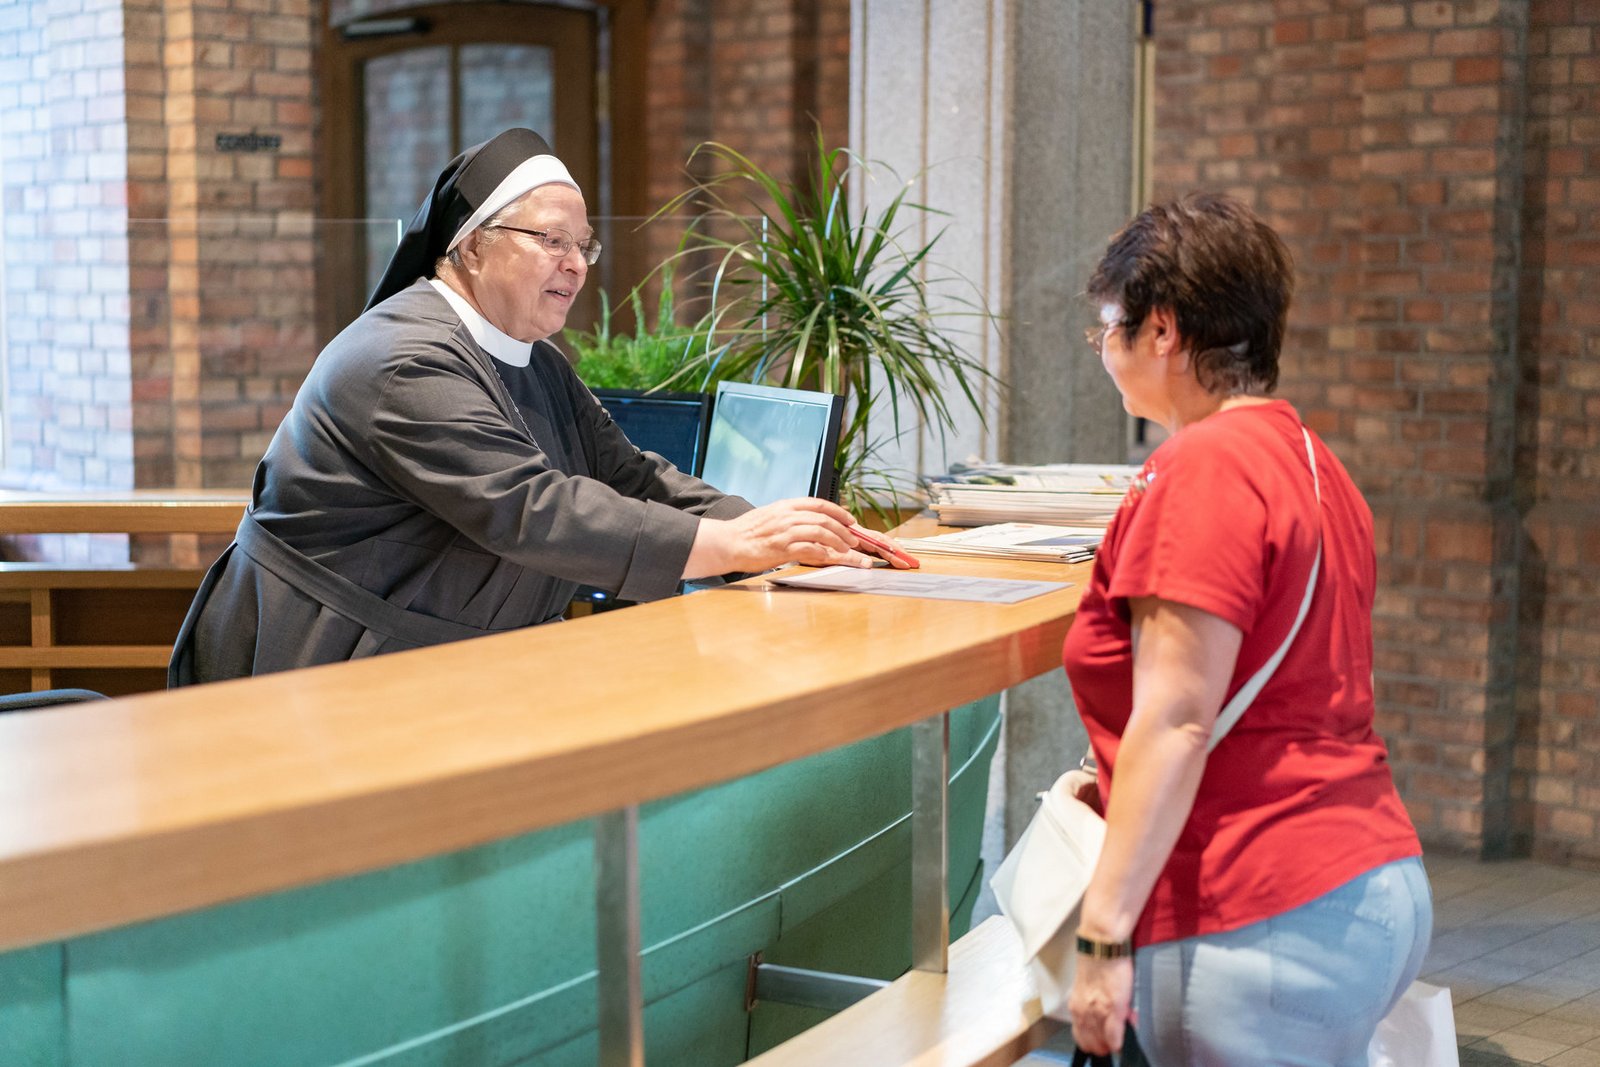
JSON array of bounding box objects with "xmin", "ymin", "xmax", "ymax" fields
[{"xmin": 1075, "ymin": 933, "xmax": 1134, "ymax": 959}]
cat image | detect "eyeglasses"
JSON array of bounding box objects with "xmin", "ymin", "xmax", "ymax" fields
[
  {"xmin": 1085, "ymin": 321, "xmax": 1125, "ymax": 357},
  {"xmin": 486, "ymin": 225, "xmax": 602, "ymax": 265}
]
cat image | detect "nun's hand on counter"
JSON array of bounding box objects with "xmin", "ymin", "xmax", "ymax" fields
[{"xmin": 682, "ymin": 499, "xmax": 876, "ymax": 578}]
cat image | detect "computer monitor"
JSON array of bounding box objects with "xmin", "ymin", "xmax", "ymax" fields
[
  {"xmin": 592, "ymin": 388, "xmax": 713, "ymax": 475},
  {"xmin": 698, "ymin": 381, "xmax": 846, "ymax": 506},
  {"xmin": 574, "ymin": 382, "xmax": 844, "ymax": 611}
]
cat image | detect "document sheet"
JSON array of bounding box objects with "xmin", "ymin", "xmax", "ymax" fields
[{"xmin": 768, "ymin": 566, "xmax": 1070, "ymax": 604}]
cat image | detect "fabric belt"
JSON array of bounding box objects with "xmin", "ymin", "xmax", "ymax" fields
[{"xmin": 235, "ymin": 511, "xmax": 512, "ymax": 649}]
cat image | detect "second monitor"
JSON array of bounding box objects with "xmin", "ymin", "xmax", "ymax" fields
[
  {"xmin": 698, "ymin": 381, "xmax": 845, "ymax": 506},
  {"xmin": 591, "ymin": 388, "xmax": 713, "ymax": 475}
]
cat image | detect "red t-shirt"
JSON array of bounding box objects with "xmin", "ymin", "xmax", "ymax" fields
[{"xmin": 1062, "ymin": 400, "xmax": 1420, "ymax": 946}]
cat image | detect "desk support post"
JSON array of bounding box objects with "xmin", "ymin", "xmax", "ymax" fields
[
  {"xmin": 595, "ymin": 806, "xmax": 644, "ymax": 1067},
  {"xmin": 911, "ymin": 711, "xmax": 950, "ymax": 973}
]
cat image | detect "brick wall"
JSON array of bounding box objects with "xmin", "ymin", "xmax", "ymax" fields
[
  {"xmin": 115, "ymin": 0, "xmax": 317, "ymax": 502},
  {"xmin": 646, "ymin": 0, "xmax": 852, "ymax": 273},
  {"xmin": 0, "ymin": 0, "xmax": 138, "ymax": 564},
  {"xmin": 1152, "ymin": 0, "xmax": 1599, "ymax": 866},
  {"xmin": 172, "ymin": 0, "xmax": 315, "ymax": 492},
  {"xmin": 0, "ymin": 0, "xmax": 136, "ymax": 500}
]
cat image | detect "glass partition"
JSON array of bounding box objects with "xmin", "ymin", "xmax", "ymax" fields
[{"xmin": 0, "ymin": 213, "xmax": 732, "ymax": 495}]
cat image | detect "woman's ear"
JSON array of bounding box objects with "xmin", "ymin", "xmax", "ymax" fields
[
  {"xmin": 1148, "ymin": 306, "xmax": 1188, "ymax": 371},
  {"xmin": 454, "ymin": 232, "xmax": 482, "ymax": 272}
]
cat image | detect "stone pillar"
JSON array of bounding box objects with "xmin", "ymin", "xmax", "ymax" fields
[
  {"xmin": 850, "ymin": 0, "xmax": 1010, "ymax": 475},
  {"xmin": 1004, "ymin": 1, "xmax": 1139, "ymax": 467},
  {"xmin": 1000, "ymin": 1, "xmax": 1138, "ymax": 845},
  {"xmin": 852, "ymin": 0, "xmax": 1137, "ymax": 846}
]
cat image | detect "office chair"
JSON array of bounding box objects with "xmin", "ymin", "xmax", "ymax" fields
[{"xmin": 0, "ymin": 688, "xmax": 109, "ymax": 714}]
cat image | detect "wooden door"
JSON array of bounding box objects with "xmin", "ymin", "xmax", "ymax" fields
[{"xmin": 319, "ymin": 4, "xmax": 600, "ymax": 342}]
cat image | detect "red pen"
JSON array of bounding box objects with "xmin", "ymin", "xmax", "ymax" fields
[{"xmin": 851, "ymin": 526, "xmax": 920, "ymax": 569}]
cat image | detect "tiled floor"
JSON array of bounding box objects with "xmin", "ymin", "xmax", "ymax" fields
[{"xmin": 1421, "ymin": 853, "xmax": 1600, "ymax": 1066}]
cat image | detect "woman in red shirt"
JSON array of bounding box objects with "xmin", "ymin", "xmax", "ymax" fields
[{"xmin": 1062, "ymin": 194, "xmax": 1431, "ymax": 1065}]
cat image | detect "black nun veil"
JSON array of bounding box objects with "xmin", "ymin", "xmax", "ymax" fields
[{"xmin": 366, "ymin": 128, "xmax": 578, "ymax": 311}]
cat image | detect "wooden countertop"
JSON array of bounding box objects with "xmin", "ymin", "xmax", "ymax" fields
[
  {"xmin": 0, "ymin": 521, "xmax": 1088, "ymax": 952},
  {"xmin": 0, "ymin": 490, "xmax": 250, "ymax": 535}
]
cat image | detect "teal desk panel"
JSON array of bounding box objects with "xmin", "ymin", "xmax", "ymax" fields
[
  {"xmin": 0, "ymin": 697, "xmax": 1000, "ymax": 1067},
  {"xmin": 0, "ymin": 943, "xmax": 62, "ymax": 1067}
]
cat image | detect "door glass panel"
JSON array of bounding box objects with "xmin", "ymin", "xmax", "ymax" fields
[
  {"xmin": 459, "ymin": 45, "xmax": 556, "ymax": 151},
  {"xmin": 363, "ymin": 46, "xmax": 452, "ymax": 296}
]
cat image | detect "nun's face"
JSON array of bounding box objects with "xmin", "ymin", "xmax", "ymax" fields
[{"xmin": 463, "ymin": 184, "xmax": 590, "ymax": 342}]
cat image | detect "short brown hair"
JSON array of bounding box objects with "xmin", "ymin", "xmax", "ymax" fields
[{"xmin": 1087, "ymin": 192, "xmax": 1294, "ymax": 395}]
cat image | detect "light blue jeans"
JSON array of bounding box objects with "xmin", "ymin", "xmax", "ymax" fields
[{"xmin": 1133, "ymin": 857, "xmax": 1433, "ymax": 1067}]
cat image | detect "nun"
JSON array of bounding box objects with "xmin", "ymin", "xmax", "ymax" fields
[{"xmin": 170, "ymin": 128, "xmax": 876, "ymax": 686}]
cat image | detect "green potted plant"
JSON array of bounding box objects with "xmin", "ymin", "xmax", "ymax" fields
[
  {"xmin": 564, "ymin": 265, "xmax": 701, "ymax": 391},
  {"xmin": 655, "ymin": 131, "xmax": 998, "ymax": 520}
]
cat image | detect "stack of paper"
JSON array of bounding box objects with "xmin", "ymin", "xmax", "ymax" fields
[
  {"xmin": 897, "ymin": 523, "xmax": 1104, "ymax": 564},
  {"xmin": 924, "ymin": 462, "xmax": 1139, "ymax": 527}
]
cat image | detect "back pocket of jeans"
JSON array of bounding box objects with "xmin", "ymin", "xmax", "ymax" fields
[{"xmin": 1268, "ymin": 892, "xmax": 1397, "ymax": 1025}]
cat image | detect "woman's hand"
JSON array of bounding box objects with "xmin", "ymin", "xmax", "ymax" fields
[
  {"xmin": 683, "ymin": 498, "xmax": 875, "ymax": 578},
  {"xmin": 1069, "ymin": 955, "xmax": 1134, "ymax": 1056}
]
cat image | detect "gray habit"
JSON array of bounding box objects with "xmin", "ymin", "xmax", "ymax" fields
[{"xmin": 170, "ymin": 281, "xmax": 750, "ymax": 685}]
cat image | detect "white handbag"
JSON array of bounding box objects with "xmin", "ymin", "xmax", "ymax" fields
[
  {"xmin": 1368, "ymin": 981, "xmax": 1459, "ymax": 1067},
  {"xmin": 991, "ymin": 428, "xmax": 1322, "ymax": 1020}
]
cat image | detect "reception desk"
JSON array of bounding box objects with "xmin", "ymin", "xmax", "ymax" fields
[{"xmin": 0, "ymin": 530, "xmax": 1087, "ymax": 1064}]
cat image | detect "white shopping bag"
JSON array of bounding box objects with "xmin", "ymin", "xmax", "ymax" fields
[
  {"xmin": 1369, "ymin": 980, "xmax": 1458, "ymax": 1067},
  {"xmin": 989, "ymin": 771, "xmax": 1106, "ymax": 1020}
]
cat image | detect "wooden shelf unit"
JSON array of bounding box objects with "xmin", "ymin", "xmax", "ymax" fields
[
  {"xmin": 0, "ymin": 564, "xmax": 208, "ymax": 695},
  {"xmin": 0, "ymin": 493, "xmax": 246, "ymax": 694}
]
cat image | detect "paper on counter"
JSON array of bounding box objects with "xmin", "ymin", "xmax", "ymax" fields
[
  {"xmin": 897, "ymin": 522, "xmax": 1102, "ymax": 563},
  {"xmin": 768, "ymin": 566, "xmax": 1070, "ymax": 604}
]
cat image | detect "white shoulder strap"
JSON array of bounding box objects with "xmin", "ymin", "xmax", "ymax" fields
[{"xmin": 1206, "ymin": 427, "xmax": 1322, "ymax": 753}]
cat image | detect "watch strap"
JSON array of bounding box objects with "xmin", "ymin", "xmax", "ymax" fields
[{"xmin": 1075, "ymin": 933, "xmax": 1134, "ymax": 959}]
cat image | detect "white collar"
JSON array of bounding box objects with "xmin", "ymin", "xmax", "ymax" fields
[{"xmin": 427, "ymin": 278, "xmax": 531, "ymax": 367}]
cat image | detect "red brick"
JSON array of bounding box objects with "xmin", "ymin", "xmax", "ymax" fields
[
  {"xmin": 1432, "ymin": 86, "xmax": 1501, "ymax": 114},
  {"xmin": 1433, "ymin": 27, "xmax": 1509, "ymax": 55},
  {"xmin": 1365, "ymin": 31, "xmax": 1433, "ymax": 61},
  {"xmin": 1364, "ymin": 5, "xmax": 1408, "ymax": 32},
  {"xmin": 1365, "ymin": 62, "xmax": 1408, "ymax": 92},
  {"xmin": 1454, "ymin": 56, "xmax": 1503, "ymax": 85},
  {"xmin": 1421, "ymin": 447, "xmax": 1488, "ymax": 476},
  {"xmin": 1410, "ymin": 58, "xmax": 1454, "ymax": 87},
  {"xmin": 1433, "ymin": 146, "xmax": 1497, "ymax": 173},
  {"xmin": 1404, "ymin": 299, "xmax": 1445, "ymax": 323},
  {"xmin": 1274, "ymin": 19, "xmax": 1312, "ymax": 45},
  {"xmin": 1413, "ymin": 2, "xmax": 1456, "ymax": 29}
]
